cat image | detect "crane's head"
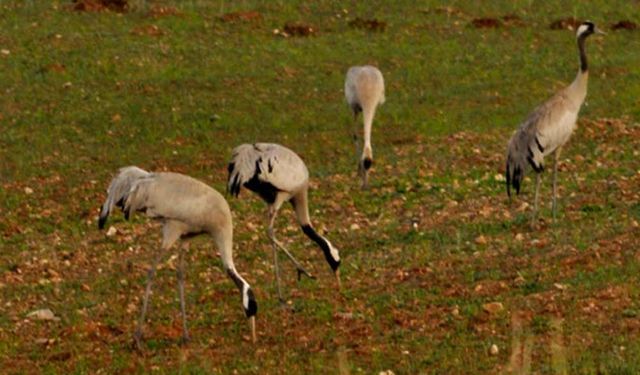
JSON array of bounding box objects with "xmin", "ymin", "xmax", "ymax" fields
[
  {"xmin": 242, "ymin": 284, "xmax": 258, "ymax": 317},
  {"xmin": 301, "ymin": 224, "xmax": 342, "ymax": 290},
  {"xmin": 324, "ymin": 239, "xmax": 342, "ymax": 290},
  {"xmin": 242, "ymin": 284, "xmax": 258, "ymax": 343},
  {"xmin": 576, "ymin": 21, "xmax": 605, "ymax": 39}
]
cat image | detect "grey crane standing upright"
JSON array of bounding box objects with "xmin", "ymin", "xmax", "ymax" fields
[
  {"xmin": 227, "ymin": 143, "xmax": 341, "ymax": 304},
  {"xmin": 506, "ymin": 21, "xmax": 604, "ymax": 224},
  {"xmin": 98, "ymin": 166, "xmax": 257, "ymax": 349},
  {"xmin": 345, "ymin": 65, "xmax": 386, "ymax": 189}
]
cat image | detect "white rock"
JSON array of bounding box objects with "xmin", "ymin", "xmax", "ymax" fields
[
  {"xmin": 27, "ymin": 308, "xmax": 60, "ymax": 321},
  {"xmin": 489, "ymin": 344, "xmax": 499, "ymax": 355},
  {"xmin": 106, "ymin": 226, "xmax": 117, "ymax": 237},
  {"xmin": 24, "ymin": 187, "xmax": 34, "ymax": 195}
]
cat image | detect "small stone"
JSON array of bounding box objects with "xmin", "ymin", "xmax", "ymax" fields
[
  {"xmin": 451, "ymin": 306, "xmax": 460, "ymax": 317},
  {"xmin": 350, "ymin": 223, "xmax": 360, "ymax": 231},
  {"xmin": 24, "ymin": 187, "xmax": 34, "ymax": 195},
  {"xmin": 553, "ymin": 283, "xmax": 568, "ymax": 291},
  {"xmin": 335, "ymin": 312, "xmax": 354, "ymax": 320},
  {"xmin": 483, "ymin": 302, "xmax": 504, "ymax": 314},
  {"xmin": 475, "ymin": 235, "xmax": 487, "ymax": 245},
  {"xmin": 1, "ymin": 49, "xmax": 10, "ymax": 55},
  {"xmin": 27, "ymin": 308, "xmax": 60, "ymax": 321},
  {"xmin": 106, "ymin": 226, "xmax": 117, "ymax": 237},
  {"xmin": 489, "ymin": 344, "xmax": 499, "ymax": 355},
  {"xmin": 514, "ymin": 233, "xmax": 524, "ymax": 241},
  {"xmin": 517, "ymin": 202, "xmax": 529, "ymax": 212}
]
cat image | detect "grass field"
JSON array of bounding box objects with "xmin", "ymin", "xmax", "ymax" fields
[{"xmin": 1, "ymin": 0, "xmax": 640, "ymax": 373}]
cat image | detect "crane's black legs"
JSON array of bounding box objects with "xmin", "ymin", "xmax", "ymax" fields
[
  {"xmin": 267, "ymin": 204, "xmax": 314, "ymax": 304},
  {"xmin": 552, "ymin": 147, "xmax": 562, "ymax": 221},
  {"xmin": 268, "ymin": 225, "xmax": 285, "ymax": 304},
  {"xmin": 177, "ymin": 246, "xmax": 189, "ymax": 345},
  {"xmin": 134, "ymin": 224, "xmax": 182, "ymax": 351},
  {"xmin": 268, "ymin": 206, "xmax": 314, "ymax": 280},
  {"xmin": 134, "ymin": 246, "xmax": 169, "ymax": 351}
]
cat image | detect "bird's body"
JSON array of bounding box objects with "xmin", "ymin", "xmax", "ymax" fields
[
  {"xmin": 228, "ymin": 143, "xmax": 309, "ymax": 204},
  {"xmin": 228, "ymin": 143, "xmax": 341, "ymax": 302},
  {"xmin": 98, "ymin": 167, "xmax": 257, "ymax": 348},
  {"xmin": 505, "ymin": 21, "xmax": 603, "ymax": 222},
  {"xmin": 345, "ymin": 65, "xmax": 385, "ymax": 188}
]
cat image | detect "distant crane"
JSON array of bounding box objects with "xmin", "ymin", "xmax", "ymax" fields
[
  {"xmin": 98, "ymin": 166, "xmax": 257, "ymax": 349},
  {"xmin": 345, "ymin": 65, "xmax": 386, "ymax": 189},
  {"xmin": 227, "ymin": 143, "xmax": 341, "ymax": 303},
  {"xmin": 506, "ymin": 21, "xmax": 604, "ymax": 223}
]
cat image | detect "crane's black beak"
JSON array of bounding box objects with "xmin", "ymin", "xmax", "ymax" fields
[{"xmin": 249, "ymin": 316, "xmax": 256, "ymax": 343}]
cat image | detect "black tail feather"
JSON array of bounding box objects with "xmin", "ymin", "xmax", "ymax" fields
[{"xmin": 506, "ymin": 158, "xmax": 524, "ymax": 197}]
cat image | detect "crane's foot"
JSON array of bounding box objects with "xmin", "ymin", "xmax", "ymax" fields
[
  {"xmin": 296, "ymin": 268, "xmax": 315, "ymax": 281},
  {"xmin": 132, "ymin": 330, "xmax": 144, "ymax": 352},
  {"xmin": 278, "ymin": 298, "xmax": 289, "ymax": 309},
  {"xmin": 178, "ymin": 334, "xmax": 191, "ymax": 347}
]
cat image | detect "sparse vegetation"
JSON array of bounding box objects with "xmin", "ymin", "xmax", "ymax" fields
[{"xmin": 0, "ymin": 1, "xmax": 639, "ymax": 374}]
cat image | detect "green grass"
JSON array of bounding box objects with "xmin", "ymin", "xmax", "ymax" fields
[{"xmin": 1, "ymin": 0, "xmax": 640, "ymax": 374}]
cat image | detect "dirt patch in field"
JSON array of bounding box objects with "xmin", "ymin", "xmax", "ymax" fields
[
  {"xmin": 348, "ymin": 17, "xmax": 387, "ymax": 32},
  {"xmin": 282, "ymin": 22, "xmax": 316, "ymax": 37},
  {"xmin": 220, "ymin": 11, "xmax": 262, "ymax": 23},
  {"xmin": 502, "ymin": 14, "xmax": 525, "ymax": 27},
  {"xmin": 611, "ymin": 20, "xmax": 637, "ymax": 30},
  {"xmin": 471, "ymin": 17, "xmax": 502, "ymax": 29},
  {"xmin": 71, "ymin": 0, "xmax": 128, "ymax": 12},
  {"xmin": 549, "ymin": 17, "xmax": 581, "ymax": 30}
]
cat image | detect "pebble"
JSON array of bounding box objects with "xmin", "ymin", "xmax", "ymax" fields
[
  {"xmin": 483, "ymin": 302, "xmax": 504, "ymax": 314},
  {"xmin": 26, "ymin": 308, "xmax": 60, "ymax": 321},
  {"xmin": 106, "ymin": 226, "xmax": 117, "ymax": 237}
]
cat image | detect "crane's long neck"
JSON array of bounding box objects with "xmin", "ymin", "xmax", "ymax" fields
[
  {"xmin": 292, "ymin": 189, "xmax": 341, "ymax": 271},
  {"xmin": 578, "ymin": 33, "xmax": 589, "ymax": 73},
  {"xmin": 361, "ymin": 103, "xmax": 377, "ymax": 161},
  {"xmin": 570, "ymin": 34, "xmax": 590, "ymax": 103},
  {"xmin": 214, "ymin": 223, "xmax": 257, "ymax": 317}
]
